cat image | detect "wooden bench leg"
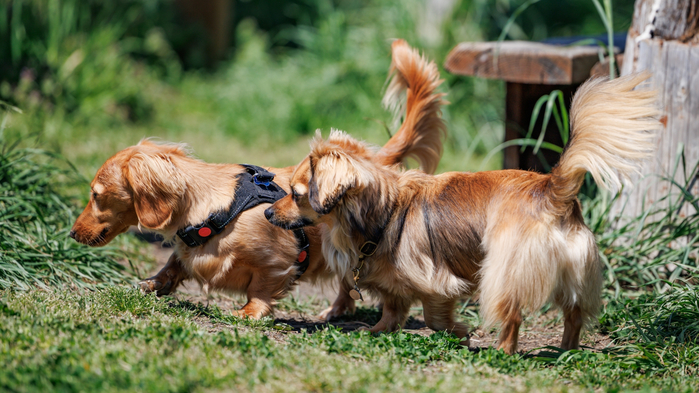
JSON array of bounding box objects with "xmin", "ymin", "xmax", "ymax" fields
[{"xmin": 504, "ymin": 82, "xmax": 579, "ymax": 172}]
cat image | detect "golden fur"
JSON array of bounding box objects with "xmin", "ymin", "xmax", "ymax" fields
[
  {"xmin": 265, "ymin": 73, "xmax": 660, "ymax": 353},
  {"xmin": 71, "ymin": 39, "xmax": 446, "ymax": 319}
]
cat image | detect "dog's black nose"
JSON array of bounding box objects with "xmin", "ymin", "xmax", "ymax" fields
[
  {"xmin": 69, "ymin": 230, "xmax": 76, "ymax": 239},
  {"xmin": 264, "ymin": 207, "xmax": 274, "ymax": 221}
]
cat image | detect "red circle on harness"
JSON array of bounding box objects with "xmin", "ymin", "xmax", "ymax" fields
[
  {"xmin": 297, "ymin": 250, "xmax": 307, "ymax": 263},
  {"xmin": 198, "ymin": 227, "xmax": 212, "ymax": 237}
]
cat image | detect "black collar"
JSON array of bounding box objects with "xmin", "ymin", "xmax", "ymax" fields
[
  {"xmin": 348, "ymin": 219, "xmax": 387, "ymax": 302},
  {"xmin": 176, "ymin": 164, "xmax": 310, "ymax": 280},
  {"xmin": 353, "ymin": 200, "xmax": 395, "ymax": 259}
]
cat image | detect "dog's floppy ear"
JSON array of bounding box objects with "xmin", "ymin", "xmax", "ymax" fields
[
  {"xmin": 125, "ymin": 151, "xmax": 185, "ymax": 229},
  {"xmin": 308, "ymin": 152, "xmax": 358, "ymax": 215}
]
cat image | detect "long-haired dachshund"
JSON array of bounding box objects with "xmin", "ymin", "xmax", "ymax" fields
[
  {"xmin": 70, "ymin": 39, "xmax": 446, "ymax": 320},
  {"xmin": 265, "ymin": 73, "xmax": 659, "ymax": 353}
]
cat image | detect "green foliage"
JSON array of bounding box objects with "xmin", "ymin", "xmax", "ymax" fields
[
  {"xmin": 0, "ymin": 0, "xmax": 184, "ymax": 123},
  {"xmin": 591, "ymin": 0, "xmax": 617, "ymax": 78},
  {"xmin": 606, "ymin": 285, "xmax": 699, "ymax": 344},
  {"xmin": 211, "ymin": 1, "xmax": 503, "ymax": 154},
  {"xmin": 479, "ymin": 89, "xmax": 570, "ymax": 171},
  {"xmin": 0, "ymin": 109, "xmax": 133, "ymax": 290},
  {"xmin": 472, "ymin": 0, "xmax": 636, "ymax": 41}
]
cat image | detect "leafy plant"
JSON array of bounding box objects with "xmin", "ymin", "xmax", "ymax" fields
[
  {"xmin": 0, "ymin": 0, "xmax": 185, "ymax": 122},
  {"xmin": 592, "ymin": 147, "xmax": 699, "ymax": 296},
  {"xmin": 591, "ymin": 0, "xmax": 616, "ymax": 79},
  {"xmin": 0, "ymin": 107, "xmax": 132, "ymax": 289}
]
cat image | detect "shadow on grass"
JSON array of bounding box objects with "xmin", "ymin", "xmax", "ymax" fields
[
  {"xmin": 274, "ymin": 305, "xmax": 427, "ymax": 333},
  {"xmin": 166, "ymin": 299, "xmax": 606, "ymax": 357}
]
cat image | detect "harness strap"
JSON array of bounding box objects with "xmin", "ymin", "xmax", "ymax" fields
[
  {"xmin": 292, "ymin": 228, "xmax": 310, "ymax": 279},
  {"xmin": 176, "ymin": 164, "xmax": 309, "ymax": 280}
]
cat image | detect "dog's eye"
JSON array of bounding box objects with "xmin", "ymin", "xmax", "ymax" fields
[
  {"xmin": 291, "ymin": 188, "xmax": 299, "ymax": 199},
  {"xmin": 92, "ymin": 191, "xmax": 98, "ymax": 199}
]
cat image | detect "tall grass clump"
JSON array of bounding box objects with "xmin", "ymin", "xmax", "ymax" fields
[
  {"xmin": 0, "ymin": 108, "xmax": 130, "ymax": 290},
  {"xmin": 585, "ymin": 150, "xmax": 699, "ymax": 296}
]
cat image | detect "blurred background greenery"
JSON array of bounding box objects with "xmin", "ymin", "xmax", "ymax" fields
[{"xmin": 0, "ymin": 0, "xmax": 636, "ymax": 179}]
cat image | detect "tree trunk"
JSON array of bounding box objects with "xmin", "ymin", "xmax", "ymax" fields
[{"xmin": 620, "ymin": 0, "xmax": 698, "ymax": 219}]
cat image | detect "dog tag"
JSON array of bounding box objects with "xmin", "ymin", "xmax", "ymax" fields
[{"xmin": 349, "ymin": 288, "xmax": 363, "ymax": 301}]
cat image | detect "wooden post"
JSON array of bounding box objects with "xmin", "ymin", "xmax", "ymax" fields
[
  {"xmin": 504, "ymin": 82, "xmax": 576, "ymax": 171},
  {"xmin": 620, "ymin": 0, "xmax": 698, "ymax": 218},
  {"xmin": 175, "ymin": 0, "xmax": 232, "ymax": 65}
]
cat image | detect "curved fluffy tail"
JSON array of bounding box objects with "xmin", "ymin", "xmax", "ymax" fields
[
  {"xmin": 550, "ymin": 73, "xmax": 660, "ymax": 202},
  {"xmin": 373, "ymin": 39, "xmax": 447, "ymax": 174}
]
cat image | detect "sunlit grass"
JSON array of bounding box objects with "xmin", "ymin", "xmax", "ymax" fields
[{"xmin": 1, "ymin": 286, "xmax": 696, "ymax": 392}]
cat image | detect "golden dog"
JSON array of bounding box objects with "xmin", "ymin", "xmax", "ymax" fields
[
  {"xmin": 264, "ymin": 73, "xmax": 659, "ymax": 353},
  {"xmin": 70, "ymin": 39, "xmax": 446, "ymax": 319}
]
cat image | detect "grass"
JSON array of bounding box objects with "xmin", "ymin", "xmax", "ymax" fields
[
  {"xmin": 0, "ymin": 109, "xmax": 151, "ymax": 290},
  {"xmin": 1, "ymin": 286, "xmax": 697, "ymax": 392}
]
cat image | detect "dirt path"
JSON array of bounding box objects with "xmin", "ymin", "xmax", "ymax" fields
[{"xmin": 145, "ymin": 244, "xmax": 612, "ymax": 354}]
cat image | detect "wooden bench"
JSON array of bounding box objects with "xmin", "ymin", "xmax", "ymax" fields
[{"xmin": 445, "ymin": 40, "xmax": 615, "ymax": 171}]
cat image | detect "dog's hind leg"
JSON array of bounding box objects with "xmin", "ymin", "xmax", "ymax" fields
[
  {"xmin": 479, "ymin": 253, "xmax": 525, "ymax": 354},
  {"xmin": 479, "ymin": 222, "xmax": 558, "ymax": 355},
  {"xmin": 139, "ymin": 253, "xmax": 190, "ymax": 296},
  {"xmin": 496, "ymin": 304, "xmax": 522, "ymax": 355},
  {"xmin": 561, "ymin": 305, "xmax": 583, "ymax": 350},
  {"xmin": 361, "ymin": 294, "xmax": 411, "ymax": 333},
  {"xmin": 421, "ymin": 297, "xmax": 470, "ymax": 345},
  {"xmin": 555, "ymin": 230, "xmax": 602, "ymax": 351}
]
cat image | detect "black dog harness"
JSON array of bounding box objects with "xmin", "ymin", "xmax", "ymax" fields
[{"xmin": 176, "ymin": 164, "xmax": 310, "ymax": 279}]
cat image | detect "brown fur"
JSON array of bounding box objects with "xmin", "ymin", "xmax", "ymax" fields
[
  {"xmin": 265, "ymin": 73, "xmax": 660, "ymax": 353},
  {"xmin": 71, "ymin": 39, "xmax": 446, "ymax": 320}
]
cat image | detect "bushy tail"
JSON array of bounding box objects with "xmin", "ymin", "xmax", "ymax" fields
[
  {"xmin": 550, "ymin": 72, "xmax": 660, "ymax": 202},
  {"xmin": 373, "ymin": 39, "xmax": 447, "ymax": 174}
]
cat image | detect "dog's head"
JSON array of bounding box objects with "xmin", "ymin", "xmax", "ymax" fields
[
  {"xmin": 70, "ymin": 140, "xmax": 188, "ymax": 246},
  {"xmin": 265, "ymin": 130, "xmax": 376, "ymax": 229}
]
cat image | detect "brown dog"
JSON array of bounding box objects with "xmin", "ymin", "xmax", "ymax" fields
[
  {"xmin": 265, "ymin": 73, "xmax": 659, "ymax": 353},
  {"xmin": 70, "ymin": 39, "xmax": 446, "ymax": 319}
]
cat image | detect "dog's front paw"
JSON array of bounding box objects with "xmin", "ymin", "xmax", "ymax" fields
[
  {"xmin": 356, "ymin": 325, "xmax": 376, "ymax": 333},
  {"xmin": 357, "ymin": 325, "xmax": 388, "ymax": 334},
  {"xmin": 138, "ymin": 277, "xmax": 174, "ymax": 296},
  {"xmin": 232, "ymin": 301, "xmax": 271, "ymax": 320},
  {"xmin": 318, "ymin": 301, "xmax": 356, "ymax": 321},
  {"xmin": 356, "ymin": 319, "xmax": 397, "ymax": 334}
]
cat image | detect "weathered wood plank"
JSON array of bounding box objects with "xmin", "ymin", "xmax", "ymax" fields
[
  {"xmin": 630, "ymin": 0, "xmax": 699, "ymax": 42},
  {"xmin": 688, "ymin": 44, "xmax": 699, "ymax": 206},
  {"xmin": 444, "ymin": 41, "xmax": 601, "ymax": 84},
  {"xmin": 669, "ymin": 42, "xmax": 691, "ymax": 217},
  {"xmin": 620, "ymin": 39, "xmax": 698, "ymax": 218}
]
